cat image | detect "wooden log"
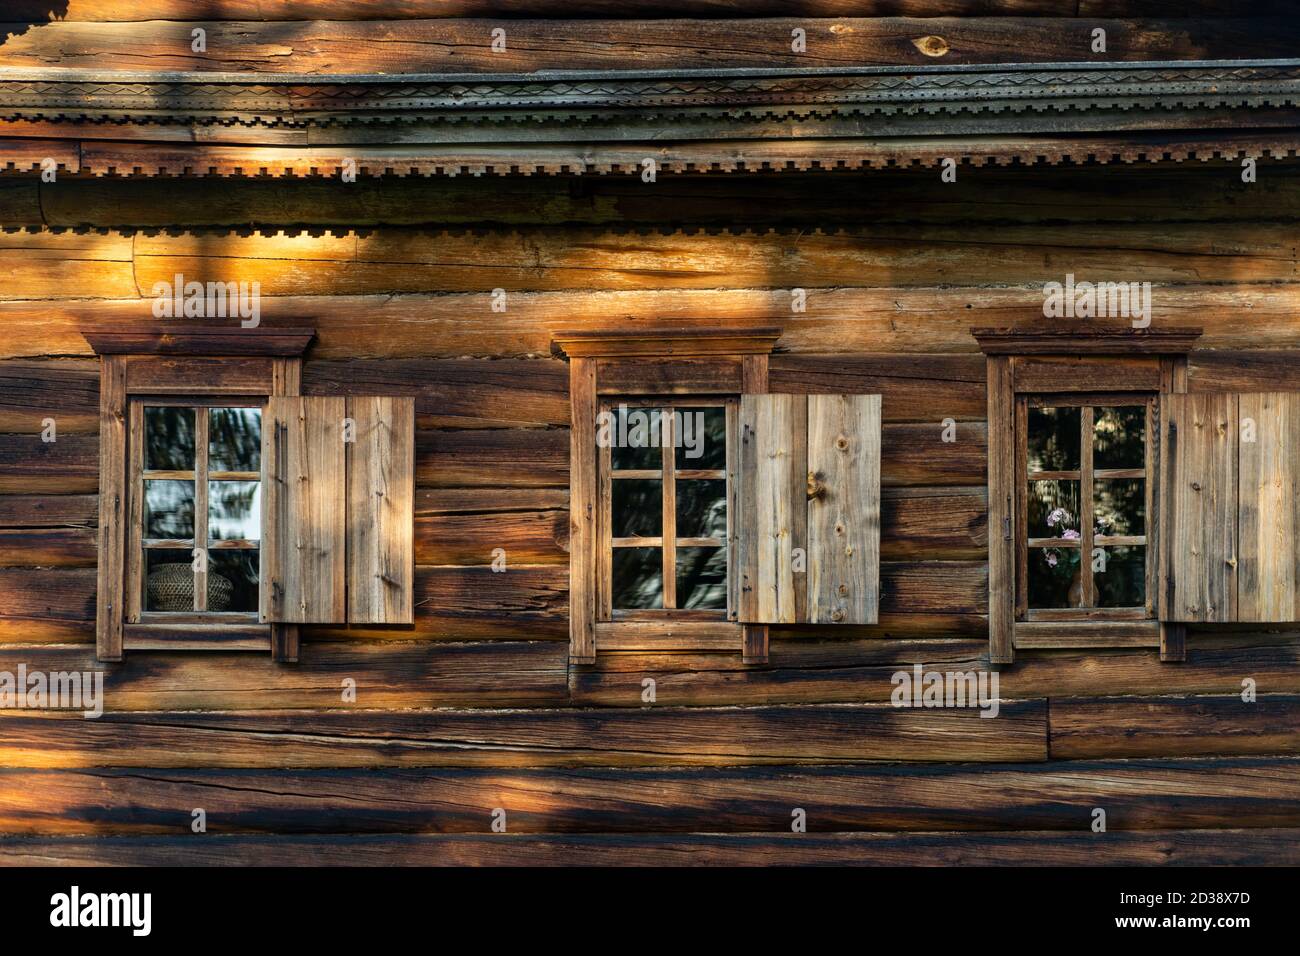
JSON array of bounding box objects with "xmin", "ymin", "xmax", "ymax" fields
[
  {"xmin": 570, "ymin": 631, "xmax": 1300, "ymax": 706},
  {"xmin": 304, "ymin": 358, "xmax": 569, "ymax": 429},
  {"xmin": 0, "ymin": 642, "xmax": 567, "ymax": 710},
  {"xmin": 1, "ymin": 828, "xmax": 1294, "ymax": 867},
  {"xmin": 5, "ymin": 755, "xmax": 1300, "ymax": 833},
  {"xmin": 0, "ymin": 19, "xmax": 1294, "ymax": 74},
  {"xmin": 416, "ymin": 429, "xmax": 569, "ymax": 488},
  {"xmin": 1190, "ymin": 351, "xmax": 1300, "ymax": 393},
  {"xmin": 1, "ymin": 2, "xmax": 1087, "ymax": 21},
  {"xmin": 0, "ymin": 434, "xmax": 98, "ymax": 493},
  {"xmin": 1051, "ymin": 694, "xmax": 1300, "ymax": 759},
  {"xmin": 881, "ymin": 422, "xmax": 985, "ymax": 486},
  {"xmin": 36, "ymin": 167, "xmax": 1300, "ymax": 230},
  {"xmin": 0, "ymin": 494, "xmax": 96, "ymax": 528},
  {"xmin": 0, "ymin": 231, "xmax": 135, "ymax": 302},
  {"xmin": 0, "ymin": 568, "xmax": 96, "ymax": 641},
  {"xmin": 124, "ymin": 222, "xmax": 1300, "ymax": 296},
  {"xmin": 0, "ymin": 699, "xmax": 1048, "ymax": 767},
  {"xmin": 4, "ymin": 285, "xmax": 1300, "ymax": 360},
  {"xmin": 413, "ymin": 488, "xmax": 568, "ymax": 566},
  {"xmin": 0, "ymin": 360, "xmax": 102, "ymax": 434},
  {"xmin": 770, "ymin": 353, "xmax": 984, "ymax": 422},
  {"xmin": 0, "ymin": 528, "xmax": 95, "ymax": 568},
  {"xmin": 880, "ymin": 487, "xmax": 986, "ymax": 561}
]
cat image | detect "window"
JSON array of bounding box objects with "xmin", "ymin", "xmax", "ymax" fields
[
  {"xmin": 1021, "ymin": 396, "xmax": 1152, "ymax": 619},
  {"xmin": 86, "ymin": 328, "xmax": 415, "ymax": 662},
  {"xmin": 132, "ymin": 401, "xmax": 263, "ymax": 621},
  {"xmin": 974, "ymin": 324, "xmax": 1204, "ymax": 664},
  {"xmin": 602, "ymin": 400, "xmax": 733, "ymax": 617}
]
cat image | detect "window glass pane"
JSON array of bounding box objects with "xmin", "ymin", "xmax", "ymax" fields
[
  {"xmin": 144, "ymin": 479, "xmax": 195, "ymax": 539},
  {"xmin": 674, "ymin": 406, "xmax": 726, "ymax": 470},
  {"xmin": 611, "ymin": 479, "xmax": 662, "ymax": 537},
  {"xmin": 208, "ymin": 550, "xmax": 259, "ymax": 613},
  {"xmin": 1094, "ymin": 478, "xmax": 1145, "ymax": 537},
  {"xmin": 144, "ymin": 406, "xmax": 195, "ymax": 471},
  {"xmin": 1027, "ymin": 406, "xmax": 1080, "ymax": 473},
  {"xmin": 608, "ymin": 406, "xmax": 664, "ymax": 470},
  {"xmin": 1095, "ymin": 545, "xmax": 1146, "ymax": 608},
  {"xmin": 1028, "ymin": 546, "xmax": 1082, "ymax": 609},
  {"xmin": 144, "ymin": 550, "xmax": 195, "ymax": 612},
  {"xmin": 677, "ymin": 546, "xmax": 727, "ymax": 610},
  {"xmin": 209, "ymin": 480, "xmax": 261, "ymax": 541},
  {"xmin": 209, "ymin": 407, "xmax": 261, "ymax": 473},
  {"xmin": 612, "ymin": 547, "xmax": 662, "ymax": 609},
  {"xmin": 1027, "ymin": 479, "xmax": 1080, "ymax": 540},
  {"xmin": 1094, "ymin": 405, "xmax": 1145, "ymax": 470},
  {"xmin": 676, "ymin": 479, "xmax": 726, "ymax": 538}
]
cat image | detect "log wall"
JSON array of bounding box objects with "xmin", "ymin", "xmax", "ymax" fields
[{"xmin": 3, "ymin": 154, "xmax": 1300, "ymax": 861}]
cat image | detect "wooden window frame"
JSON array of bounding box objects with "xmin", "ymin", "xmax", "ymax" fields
[
  {"xmin": 1017, "ymin": 392, "xmax": 1156, "ymax": 623},
  {"xmin": 600, "ymin": 396, "xmax": 736, "ymax": 623},
  {"xmin": 85, "ymin": 326, "xmax": 315, "ymax": 662},
  {"xmin": 974, "ymin": 325, "xmax": 1203, "ymax": 665},
  {"xmin": 130, "ymin": 396, "xmax": 264, "ymax": 626},
  {"xmin": 553, "ymin": 327, "xmax": 781, "ymax": 664}
]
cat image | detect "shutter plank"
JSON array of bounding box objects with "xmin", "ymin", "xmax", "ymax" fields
[
  {"xmin": 348, "ymin": 396, "xmax": 415, "ymax": 624},
  {"xmin": 262, "ymin": 396, "xmax": 346, "ymax": 624},
  {"xmin": 1238, "ymin": 393, "xmax": 1300, "ymax": 623},
  {"xmin": 807, "ymin": 394, "xmax": 881, "ymax": 625},
  {"xmin": 738, "ymin": 394, "xmax": 805, "ymax": 624},
  {"xmin": 1162, "ymin": 393, "xmax": 1237, "ymax": 623}
]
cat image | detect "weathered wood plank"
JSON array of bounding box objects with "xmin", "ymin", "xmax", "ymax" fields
[
  {"xmin": 739, "ymin": 394, "xmax": 805, "ymax": 624},
  {"xmin": 807, "ymin": 395, "xmax": 880, "ymax": 625},
  {"xmin": 2, "ymin": 829, "xmax": 1294, "ymax": 867},
  {"xmin": 0, "ymin": 641, "xmax": 567, "ymax": 711},
  {"xmin": 0, "ymin": 433, "xmax": 98, "ymax": 493},
  {"xmin": 0, "ymin": 699, "xmax": 1047, "ymax": 767},
  {"xmin": 880, "ymin": 487, "xmax": 985, "ymax": 561},
  {"xmin": 1052, "ymin": 695, "xmax": 1300, "ymax": 759},
  {"xmin": 1237, "ymin": 393, "xmax": 1300, "ymax": 623},
  {"xmin": 0, "ymin": 18, "xmax": 1293, "ymax": 73},
  {"xmin": 417, "ymin": 429, "xmax": 569, "ymax": 488},
  {"xmin": 769, "ymin": 353, "xmax": 983, "ymax": 422},
  {"xmin": 570, "ymin": 632, "xmax": 1300, "ymax": 707},
  {"xmin": 1191, "ymin": 351, "xmax": 1300, "ymax": 393},
  {"xmin": 0, "ymin": 360, "xmax": 99, "ymax": 433},
  {"xmin": 413, "ymin": 488, "xmax": 568, "ymax": 566},
  {"xmin": 6, "ymin": 755, "xmax": 1300, "ymax": 835},
  {"xmin": 263, "ymin": 396, "xmax": 347, "ymax": 624},
  {"xmin": 0, "ymin": 494, "xmax": 96, "ymax": 529},
  {"xmin": 1162, "ymin": 393, "xmax": 1237, "ymax": 623},
  {"xmin": 347, "ymin": 397, "xmax": 415, "ymax": 625},
  {"xmin": 304, "ymin": 358, "xmax": 568, "ymax": 429},
  {"xmin": 6, "ymin": 287, "xmax": 1300, "ymax": 360}
]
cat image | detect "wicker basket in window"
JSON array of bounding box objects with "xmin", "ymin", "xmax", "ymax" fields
[{"xmin": 147, "ymin": 563, "xmax": 233, "ymax": 612}]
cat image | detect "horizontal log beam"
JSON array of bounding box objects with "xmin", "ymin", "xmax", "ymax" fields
[
  {"xmin": 1, "ymin": 828, "xmax": 1293, "ymax": 866},
  {"xmin": 0, "ymin": 699, "xmax": 1048, "ymax": 767},
  {"xmin": 2, "ymin": 755, "xmax": 1299, "ymax": 834}
]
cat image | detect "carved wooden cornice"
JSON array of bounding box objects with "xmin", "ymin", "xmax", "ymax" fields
[
  {"xmin": 84, "ymin": 327, "xmax": 316, "ymax": 357},
  {"xmin": 5, "ymin": 60, "xmax": 1300, "ymax": 176},
  {"xmin": 972, "ymin": 325, "xmax": 1204, "ymax": 356}
]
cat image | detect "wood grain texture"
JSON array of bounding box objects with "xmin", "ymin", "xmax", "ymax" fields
[
  {"xmin": 739, "ymin": 394, "xmax": 806, "ymax": 624},
  {"xmin": 1162, "ymin": 393, "xmax": 1237, "ymax": 624},
  {"xmin": 7, "ymin": 755, "xmax": 1300, "ymax": 835},
  {"xmin": 0, "ymin": 699, "xmax": 1048, "ymax": 767},
  {"xmin": 807, "ymin": 395, "xmax": 880, "ymax": 625},
  {"xmin": 986, "ymin": 356, "xmax": 1013, "ymax": 663},
  {"xmin": 1052, "ymin": 695, "xmax": 1300, "ymax": 759},
  {"xmin": 0, "ymin": 829, "xmax": 1295, "ymax": 867},
  {"xmin": 93, "ymin": 357, "xmax": 125, "ymax": 661},
  {"xmin": 263, "ymin": 397, "xmax": 347, "ymax": 624},
  {"xmin": 1237, "ymin": 393, "xmax": 1300, "ymax": 623},
  {"xmin": 0, "ymin": 18, "xmax": 1294, "ymax": 74},
  {"xmin": 347, "ymin": 396, "xmax": 415, "ymax": 625},
  {"xmin": 567, "ymin": 358, "xmax": 597, "ymax": 663}
]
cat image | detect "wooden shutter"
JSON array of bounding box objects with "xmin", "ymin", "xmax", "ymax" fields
[
  {"xmin": 263, "ymin": 395, "xmax": 415, "ymax": 625},
  {"xmin": 1237, "ymin": 393, "xmax": 1300, "ymax": 622},
  {"xmin": 263, "ymin": 396, "xmax": 347, "ymax": 623},
  {"xmin": 739, "ymin": 394, "xmax": 881, "ymax": 625},
  {"xmin": 347, "ymin": 396, "xmax": 415, "ymax": 624}
]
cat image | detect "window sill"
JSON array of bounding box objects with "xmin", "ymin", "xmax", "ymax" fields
[
  {"xmin": 594, "ymin": 619, "xmax": 742, "ymax": 653},
  {"xmin": 122, "ymin": 621, "xmax": 272, "ymax": 652}
]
